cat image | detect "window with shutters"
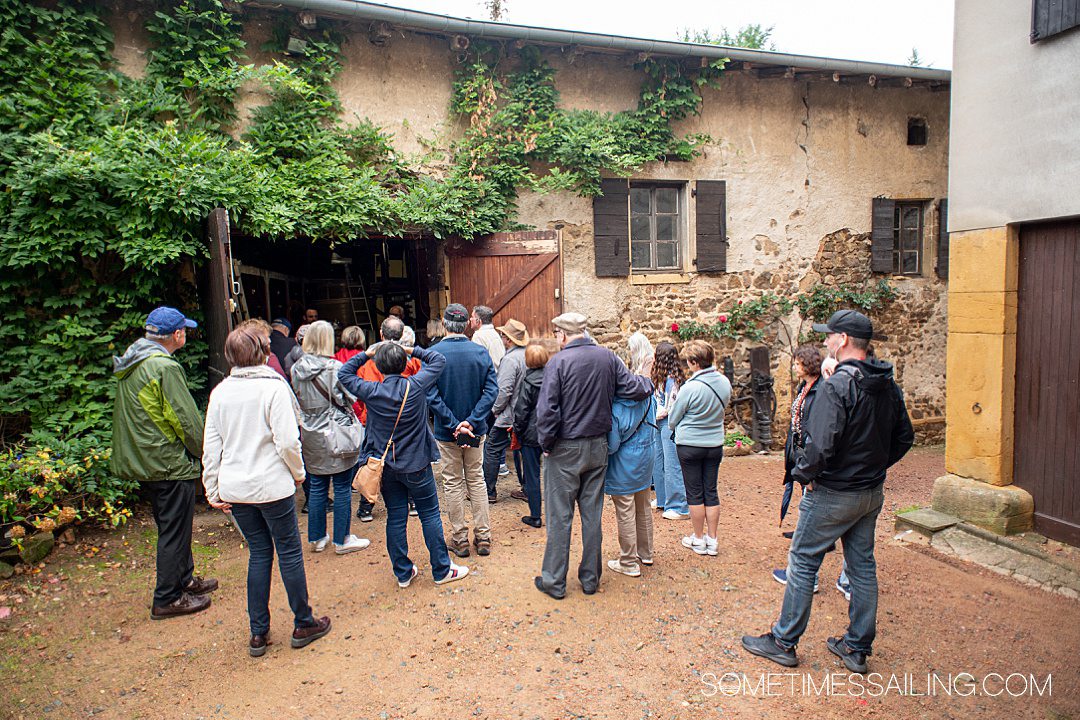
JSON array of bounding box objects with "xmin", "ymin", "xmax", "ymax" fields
[
  {"xmin": 629, "ymin": 183, "xmax": 685, "ymax": 272},
  {"xmin": 1031, "ymin": 0, "xmax": 1080, "ymax": 41},
  {"xmin": 893, "ymin": 202, "xmax": 925, "ymax": 275},
  {"xmin": 593, "ymin": 178, "xmax": 727, "ymax": 278}
]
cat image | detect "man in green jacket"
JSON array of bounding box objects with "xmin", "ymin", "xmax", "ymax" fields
[{"xmin": 111, "ymin": 307, "xmax": 217, "ymax": 619}]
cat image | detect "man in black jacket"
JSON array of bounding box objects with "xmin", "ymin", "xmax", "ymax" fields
[{"xmin": 742, "ymin": 310, "xmax": 914, "ymax": 674}]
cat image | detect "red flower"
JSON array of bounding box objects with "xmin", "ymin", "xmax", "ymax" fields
[
  {"xmin": 737, "ymin": 300, "xmax": 743, "ymax": 305},
  {"xmin": 670, "ymin": 322, "xmax": 680, "ymax": 332},
  {"xmin": 718, "ymin": 314, "xmax": 728, "ymax": 323}
]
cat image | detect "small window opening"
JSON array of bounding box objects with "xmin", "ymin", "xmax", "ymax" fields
[{"xmin": 907, "ymin": 117, "xmax": 928, "ymax": 146}]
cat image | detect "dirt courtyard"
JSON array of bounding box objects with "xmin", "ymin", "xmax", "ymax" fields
[{"xmin": 1, "ymin": 447, "xmax": 1077, "ymax": 719}]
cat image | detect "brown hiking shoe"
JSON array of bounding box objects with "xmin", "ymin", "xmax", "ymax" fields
[
  {"xmin": 150, "ymin": 592, "xmax": 211, "ymax": 620},
  {"xmin": 185, "ymin": 576, "xmax": 219, "ymax": 595},
  {"xmin": 291, "ymin": 616, "xmax": 332, "ymax": 649},
  {"xmin": 510, "ymin": 490, "xmax": 527, "ymax": 501},
  {"xmin": 474, "ymin": 538, "xmax": 491, "ymax": 556},
  {"xmin": 449, "ymin": 538, "xmax": 470, "ymax": 558}
]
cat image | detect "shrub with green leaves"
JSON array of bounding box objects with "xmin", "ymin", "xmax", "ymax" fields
[{"xmin": 0, "ymin": 434, "xmax": 135, "ymax": 531}]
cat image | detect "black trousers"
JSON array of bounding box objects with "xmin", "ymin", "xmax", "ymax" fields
[
  {"xmin": 145, "ymin": 479, "xmax": 197, "ymax": 606},
  {"xmin": 482, "ymin": 426, "xmax": 512, "ymax": 496},
  {"xmin": 675, "ymin": 445, "xmax": 724, "ymax": 507}
]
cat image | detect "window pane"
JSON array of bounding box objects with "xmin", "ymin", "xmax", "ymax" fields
[
  {"xmin": 655, "ymin": 215, "xmax": 676, "ymax": 242},
  {"xmin": 655, "ymin": 188, "xmax": 678, "ymax": 214},
  {"xmin": 901, "ymin": 229, "xmax": 919, "ymax": 254},
  {"xmin": 630, "ymin": 188, "xmax": 651, "ymax": 215},
  {"xmin": 631, "ymin": 243, "xmax": 651, "ymax": 269},
  {"xmin": 902, "ymin": 250, "xmax": 919, "ymax": 274},
  {"xmin": 902, "ymin": 206, "xmax": 920, "ymax": 231},
  {"xmin": 656, "ymin": 242, "xmax": 678, "ymax": 269},
  {"xmin": 631, "ymin": 215, "xmax": 651, "ymax": 242}
]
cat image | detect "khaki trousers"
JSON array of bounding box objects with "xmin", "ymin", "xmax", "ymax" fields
[
  {"xmin": 436, "ymin": 439, "xmax": 490, "ymax": 543},
  {"xmin": 611, "ymin": 490, "xmax": 654, "ymax": 570}
]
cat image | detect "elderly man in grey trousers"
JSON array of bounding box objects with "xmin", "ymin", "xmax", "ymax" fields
[{"xmin": 533, "ymin": 312, "xmax": 653, "ymax": 599}]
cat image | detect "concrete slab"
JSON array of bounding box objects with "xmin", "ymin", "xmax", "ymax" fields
[{"xmin": 894, "ymin": 508, "xmax": 960, "ymax": 536}]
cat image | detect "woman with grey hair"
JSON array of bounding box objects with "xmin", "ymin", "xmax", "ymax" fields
[
  {"xmin": 603, "ymin": 333, "xmax": 657, "ymax": 576},
  {"xmin": 291, "ymin": 321, "xmax": 369, "ymax": 554}
]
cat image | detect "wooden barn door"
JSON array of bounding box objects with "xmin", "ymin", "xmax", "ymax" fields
[
  {"xmin": 446, "ymin": 231, "xmax": 562, "ymax": 336},
  {"xmin": 1014, "ymin": 219, "xmax": 1080, "ymax": 545}
]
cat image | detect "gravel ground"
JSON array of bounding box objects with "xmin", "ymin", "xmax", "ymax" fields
[{"xmin": 2, "ymin": 446, "xmax": 1078, "ymax": 720}]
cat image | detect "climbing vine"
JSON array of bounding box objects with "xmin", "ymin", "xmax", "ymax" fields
[
  {"xmin": 0, "ymin": 0, "xmax": 727, "ymax": 529},
  {"xmin": 672, "ymin": 281, "xmax": 897, "ymax": 344}
]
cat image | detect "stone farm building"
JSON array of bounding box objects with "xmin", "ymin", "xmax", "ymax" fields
[{"xmin": 108, "ymin": 0, "xmax": 952, "ymax": 438}]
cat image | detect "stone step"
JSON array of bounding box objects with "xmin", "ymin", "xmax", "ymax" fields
[{"xmin": 894, "ymin": 508, "xmax": 960, "ymax": 537}]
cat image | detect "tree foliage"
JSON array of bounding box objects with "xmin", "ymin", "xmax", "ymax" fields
[{"xmin": 680, "ymin": 24, "xmax": 776, "ymax": 50}]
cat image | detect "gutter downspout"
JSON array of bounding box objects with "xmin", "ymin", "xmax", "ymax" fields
[{"xmin": 255, "ymin": 0, "xmax": 951, "ymax": 83}]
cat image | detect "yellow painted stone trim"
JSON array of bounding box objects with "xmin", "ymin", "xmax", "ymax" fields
[{"xmin": 948, "ymin": 225, "xmax": 1018, "ymax": 294}]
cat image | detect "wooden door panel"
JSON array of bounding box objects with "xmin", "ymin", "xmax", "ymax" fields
[
  {"xmin": 447, "ymin": 232, "xmax": 562, "ymax": 337},
  {"xmin": 1015, "ymin": 220, "xmax": 1080, "ymax": 545}
]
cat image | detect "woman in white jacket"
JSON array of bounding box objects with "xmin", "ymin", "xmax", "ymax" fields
[{"xmin": 203, "ymin": 326, "xmax": 331, "ymax": 658}]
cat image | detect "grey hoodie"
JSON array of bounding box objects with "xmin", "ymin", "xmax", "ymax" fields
[
  {"xmin": 113, "ymin": 338, "xmax": 170, "ymax": 375},
  {"xmin": 290, "ymin": 354, "xmax": 363, "ymax": 475}
]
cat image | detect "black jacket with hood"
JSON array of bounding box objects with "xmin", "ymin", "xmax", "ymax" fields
[{"xmin": 792, "ymin": 357, "xmax": 914, "ymax": 492}]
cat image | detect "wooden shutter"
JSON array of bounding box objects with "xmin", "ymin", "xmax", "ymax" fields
[
  {"xmin": 936, "ymin": 199, "xmax": 949, "ymax": 280},
  {"xmin": 1032, "ymin": 0, "xmax": 1080, "ymax": 41},
  {"xmin": 695, "ymin": 180, "xmax": 727, "ymax": 273},
  {"xmin": 593, "ymin": 178, "xmax": 629, "ymax": 277},
  {"xmin": 871, "ymin": 197, "xmax": 895, "ymax": 273}
]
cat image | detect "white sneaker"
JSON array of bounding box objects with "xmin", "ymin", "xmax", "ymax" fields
[
  {"xmin": 398, "ymin": 565, "xmax": 419, "ymax": 588},
  {"xmin": 498, "ymin": 463, "xmax": 510, "ymax": 476},
  {"xmin": 607, "ymin": 559, "xmax": 642, "ymax": 577},
  {"xmin": 704, "ymin": 535, "xmax": 719, "ymax": 556},
  {"xmin": 334, "ymin": 535, "xmax": 370, "ymax": 554},
  {"xmin": 681, "ymin": 534, "xmax": 708, "ymax": 555},
  {"xmin": 662, "ymin": 509, "xmax": 687, "ymax": 520},
  {"xmin": 312, "ymin": 535, "xmax": 329, "ymax": 553},
  {"xmin": 434, "ymin": 562, "xmax": 470, "ymax": 585},
  {"xmin": 650, "ymin": 498, "xmax": 658, "ymax": 510}
]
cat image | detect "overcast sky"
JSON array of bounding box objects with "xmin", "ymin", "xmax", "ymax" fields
[{"xmin": 375, "ymin": 0, "xmax": 955, "ymax": 69}]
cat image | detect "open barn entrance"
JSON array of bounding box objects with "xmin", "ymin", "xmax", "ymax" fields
[{"xmin": 202, "ymin": 209, "xmax": 440, "ymax": 384}]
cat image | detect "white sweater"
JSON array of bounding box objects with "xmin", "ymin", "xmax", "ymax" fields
[{"xmin": 202, "ymin": 365, "xmax": 305, "ymax": 505}]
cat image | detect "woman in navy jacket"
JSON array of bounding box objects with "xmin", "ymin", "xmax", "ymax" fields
[{"xmin": 338, "ymin": 342, "xmax": 469, "ymax": 588}]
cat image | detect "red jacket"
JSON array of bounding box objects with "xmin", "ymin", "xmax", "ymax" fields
[{"xmin": 353, "ymin": 356, "xmax": 422, "ymax": 425}]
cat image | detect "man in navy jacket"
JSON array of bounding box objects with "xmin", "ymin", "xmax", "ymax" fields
[
  {"xmin": 427, "ymin": 304, "xmax": 499, "ymax": 558},
  {"xmin": 534, "ymin": 312, "xmax": 653, "ymax": 600}
]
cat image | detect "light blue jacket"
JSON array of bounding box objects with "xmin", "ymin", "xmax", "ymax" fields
[
  {"xmin": 668, "ymin": 367, "xmax": 731, "ymax": 447},
  {"xmin": 604, "ymin": 395, "xmax": 657, "ymax": 496}
]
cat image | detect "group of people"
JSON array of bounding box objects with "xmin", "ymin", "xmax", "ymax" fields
[{"xmin": 110, "ymin": 301, "xmax": 913, "ymax": 673}]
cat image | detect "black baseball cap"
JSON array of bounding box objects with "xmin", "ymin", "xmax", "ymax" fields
[
  {"xmin": 812, "ymin": 309, "xmax": 873, "ymax": 339},
  {"xmin": 443, "ymin": 303, "xmax": 469, "ymax": 323}
]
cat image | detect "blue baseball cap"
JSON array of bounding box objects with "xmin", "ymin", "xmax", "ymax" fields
[{"xmin": 145, "ymin": 306, "xmax": 197, "ymax": 334}]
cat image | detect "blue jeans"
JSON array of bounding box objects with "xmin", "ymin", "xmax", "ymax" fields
[
  {"xmin": 652, "ymin": 418, "xmax": 688, "ymax": 514},
  {"xmin": 307, "ymin": 465, "xmax": 357, "ymax": 545},
  {"xmin": 519, "ymin": 445, "xmax": 543, "ymax": 519},
  {"xmin": 772, "ymin": 484, "xmax": 885, "ymax": 654},
  {"xmin": 382, "ymin": 465, "xmax": 451, "ymax": 583},
  {"xmin": 230, "ymin": 496, "xmax": 316, "ymax": 636}
]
